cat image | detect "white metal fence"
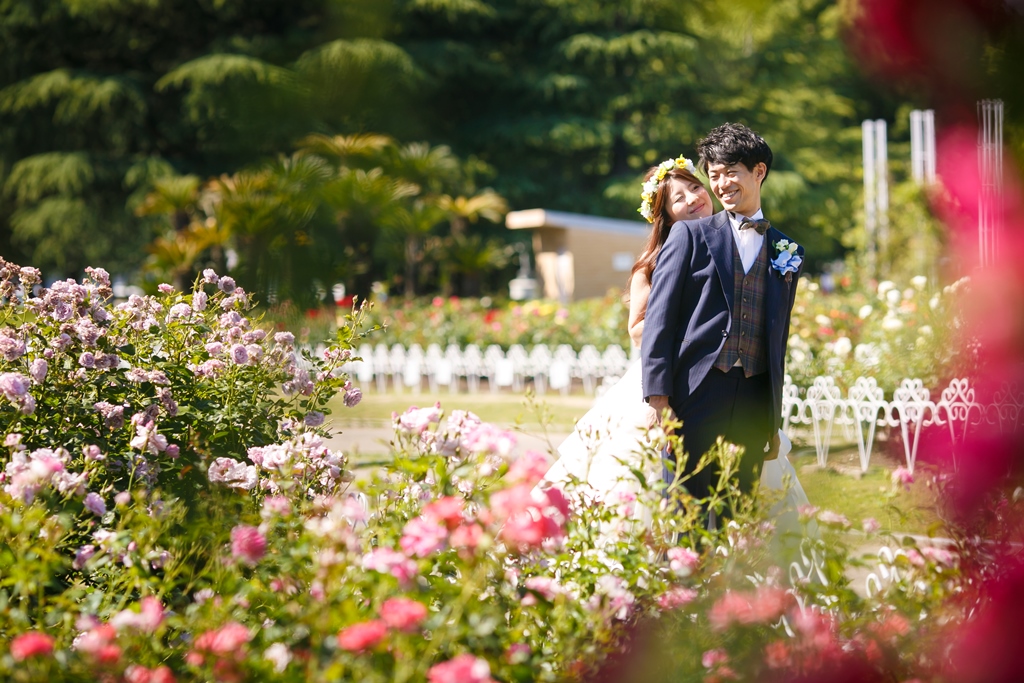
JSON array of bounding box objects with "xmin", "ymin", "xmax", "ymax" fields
[{"xmin": 330, "ymin": 343, "xmax": 1022, "ymax": 476}]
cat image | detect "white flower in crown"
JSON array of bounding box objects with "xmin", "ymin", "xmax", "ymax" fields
[{"xmin": 638, "ymin": 156, "xmax": 697, "ymax": 223}]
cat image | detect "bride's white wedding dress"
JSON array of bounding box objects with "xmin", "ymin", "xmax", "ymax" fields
[{"xmin": 542, "ymin": 357, "xmax": 811, "ymax": 535}]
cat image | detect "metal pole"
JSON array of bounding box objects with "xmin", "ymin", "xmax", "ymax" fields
[
  {"xmin": 977, "ymin": 100, "xmax": 1003, "ymax": 267},
  {"xmin": 862, "ymin": 120, "xmax": 877, "ymax": 280},
  {"xmin": 875, "ymin": 119, "xmax": 889, "ymax": 277},
  {"xmin": 923, "ymin": 109, "xmax": 936, "ymax": 184},
  {"xmin": 910, "ymin": 110, "xmax": 923, "ymax": 184}
]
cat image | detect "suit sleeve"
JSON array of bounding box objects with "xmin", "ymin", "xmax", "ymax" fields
[{"xmin": 641, "ymin": 221, "xmax": 692, "ymax": 399}]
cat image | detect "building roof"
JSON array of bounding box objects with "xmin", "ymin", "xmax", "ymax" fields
[{"xmin": 506, "ymin": 209, "xmax": 649, "ymax": 238}]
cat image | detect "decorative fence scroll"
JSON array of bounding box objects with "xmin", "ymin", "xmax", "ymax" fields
[{"xmin": 338, "ymin": 342, "xmax": 1021, "ymax": 475}]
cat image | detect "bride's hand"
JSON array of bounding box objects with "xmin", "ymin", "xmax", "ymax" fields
[
  {"xmin": 644, "ymin": 396, "xmax": 676, "ymax": 438},
  {"xmin": 643, "ymin": 405, "xmax": 660, "ymax": 437}
]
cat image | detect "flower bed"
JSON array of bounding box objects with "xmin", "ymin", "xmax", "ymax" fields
[
  {"xmin": 0, "ymin": 261, "xmax": 1012, "ymax": 682},
  {"xmin": 267, "ymin": 274, "xmax": 971, "ymax": 397}
]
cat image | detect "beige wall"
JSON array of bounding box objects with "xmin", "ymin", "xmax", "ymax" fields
[{"xmin": 532, "ymin": 227, "xmax": 648, "ymax": 301}]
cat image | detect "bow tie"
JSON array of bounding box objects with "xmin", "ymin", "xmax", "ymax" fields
[{"xmin": 739, "ymin": 217, "xmax": 770, "ymax": 235}]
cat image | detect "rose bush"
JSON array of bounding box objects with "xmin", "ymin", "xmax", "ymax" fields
[{"xmin": 0, "ymin": 260, "xmax": 1000, "ymax": 682}]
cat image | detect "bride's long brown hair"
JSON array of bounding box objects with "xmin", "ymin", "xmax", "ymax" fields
[{"xmin": 626, "ymin": 164, "xmax": 706, "ymax": 321}]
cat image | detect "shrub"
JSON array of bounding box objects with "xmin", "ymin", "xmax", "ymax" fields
[{"xmin": 0, "ymin": 260, "xmax": 993, "ymax": 681}]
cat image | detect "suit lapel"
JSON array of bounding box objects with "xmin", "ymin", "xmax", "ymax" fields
[
  {"xmin": 764, "ymin": 227, "xmax": 783, "ymax": 333},
  {"xmin": 701, "ymin": 212, "xmax": 735, "ymax": 313}
]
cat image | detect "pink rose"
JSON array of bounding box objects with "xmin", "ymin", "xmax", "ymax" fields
[
  {"xmin": 125, "ymin": 665, "xmax": 176, "ymax": 683},
  {"xmin": 395, "ymin": 403, "xmax": 442, "ymax": 434},
  {"xmin": 192, "ymin": 621, "xmax": 251, "ymax": 656},
  {"xmin": 400, "ymin": 515, "xmax": 448, "ymax": 557},
  {"xmin": 506, "ymin": 450, "xmax": 550, "ymax": 486},
  {"xmin": 423, "ymin": 496, "xmax": 465, "ymax": 529},
  {"xmin": 817, "ymin": 510, "xmax": 851, "ymax": 528},
  {"xmin": 892, "ymin": 466, "xmax": 914, "ymax": 490},
  {"xmin": 702, "ymin": 648, "xmax": 728, "ymax": 669},
  {"xmin": 666, "ymin": 547, "xmax": 700, "ymax": 577},
  {"xmin": 379, "ymin": 598, "xmax": 428, "ymax": 632},
  {"xmin": 427, "ymin": 653, "xmax": 496, "ymax": 683},
  {"xmin": 230, "ymin": 525, "xmax": 267, "ymax": 565},
  {"xmin": 10, "ymin": 632, "xmax": 55, "ymax": 661},
  {"xmin": 450, "ymin": 523, "xmax": 484, "ymax": 552},
  {"xmin": 490, "ymin": 484, "xmax": 567, "ymax": 550},
  {"xmin": 337, "ymin": 620, "xmax": 387, "ymax": 652},
  {"xmin": 362, "ymin": 548, "xmax": 419, "ymax": 585},
  {"xmin": 657, "ymin": 586, "xmax": 698, "ymax": 610}
]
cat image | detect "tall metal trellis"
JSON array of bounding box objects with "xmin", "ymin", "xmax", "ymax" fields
[
  {"xmin": 978, "ymin": 99, "xmax": 1004, "ymax": 267},
  {"xmin": 910, "ymin": 109, "xmax": 936, "ymax": 185},
  {"xmin": 862, "ymin": 119, "xmax": 888, "ymax": 279}
]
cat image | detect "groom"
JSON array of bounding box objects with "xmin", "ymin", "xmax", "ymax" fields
[{"xmin": 641, "ymin": 122, "xmax": 804, "ymax": 500}]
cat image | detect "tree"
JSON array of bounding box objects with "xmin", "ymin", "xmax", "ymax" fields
[{"xmin": 0, "ymin": 0, "xmax": 419, "ymax": 279}]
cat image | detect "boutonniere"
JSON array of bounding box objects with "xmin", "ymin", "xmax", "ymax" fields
[{"xmin": 771, "ymin": 239, "xmax": 802, "ymax": 282}]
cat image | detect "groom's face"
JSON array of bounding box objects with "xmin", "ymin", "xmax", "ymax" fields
[{"xmin": 707, "ymin": 162, "xmax": 765, "ymax": 218}]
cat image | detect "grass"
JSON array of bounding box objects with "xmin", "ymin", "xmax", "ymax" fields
[
  {"xmin": 325, "ymin": 390, "xmax": 941, "ymax": 535},
  {"xmin": 788, "ymin": 447, "xmax": 941, "ymax": 535},
  {"xmin": 326, "ymin": 389, "xmax": 593, "ymax": 430}
]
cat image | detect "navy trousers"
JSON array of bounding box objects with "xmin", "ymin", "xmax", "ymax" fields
[{"xmin": 664, "ymin": 366, "xmax": 772, "ymax": 500}]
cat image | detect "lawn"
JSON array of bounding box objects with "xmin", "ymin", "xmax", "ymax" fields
[
  {"xmin": 326, "ymin": 388, "xmax": 594, "ymax": 430},
  {"xmin": 326, "ymin": 390, "xmax": 941, "ymax": 535}
]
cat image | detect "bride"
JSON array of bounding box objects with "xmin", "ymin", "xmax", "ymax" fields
[{"xmin": 541, "ymin": 156, "xmax": 809, "ymax": 533}]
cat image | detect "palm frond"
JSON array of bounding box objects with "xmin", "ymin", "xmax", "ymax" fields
[
  {"xmin": 295, "ymin": 133, "xmax": 395, "ymax": 163},
  {"xmin": 134, "ymin": 175, "xmax": 201, "ymax": 217}
]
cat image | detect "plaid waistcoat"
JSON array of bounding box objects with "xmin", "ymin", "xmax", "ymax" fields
[{"xmin": 713, "ymin": 238, "xmax": 769, "ymax": 376}]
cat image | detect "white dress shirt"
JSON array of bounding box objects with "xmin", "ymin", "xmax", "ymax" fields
[{"xmin": 728, "ymin": 209, "xmax": 765, "ymax": 274}]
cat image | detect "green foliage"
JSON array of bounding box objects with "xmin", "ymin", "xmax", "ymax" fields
[{"xmin": 0, "ymin": 0, "xmax": 988, "ymax": 295}]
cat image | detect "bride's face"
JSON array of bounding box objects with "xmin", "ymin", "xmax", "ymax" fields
[{"xmin": 664, "ymin": 176, "xmax": 713, "ymax": 222}]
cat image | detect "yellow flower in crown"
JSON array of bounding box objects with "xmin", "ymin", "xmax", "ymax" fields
[{"xmin": 638, "ymin": 156, "xmax": 697, "ymax": 223}]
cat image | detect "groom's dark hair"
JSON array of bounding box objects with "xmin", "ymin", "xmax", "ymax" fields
[{"xmin": 696, "ymin": 123, "xmax": 773, "ymax": 184}]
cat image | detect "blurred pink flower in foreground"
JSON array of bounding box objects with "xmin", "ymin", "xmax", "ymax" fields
[
  {"xmin": 10, "ymin": 632, "xmax": 54, "ymax": 661},
  {"xmin": 891, "ymin": 467, "xmax": 914, "ymax": 491},
  {"xmin": 490, "ymin": 483, "xmax": 568, "ymax": 549},
  {"xmin": 230, "ymin": 525, "xmax": 267, "ymax": 566},
  {"xmin": 337, "ymin": 620, "xmax": 387, "ymax": 652},
  {"xmin": 400, "ymin": 515, "xmax": 448, "ymax": 557},
  {"xmin": 379, "ymin": 597, "xmax": 429, "ymax": 632},
  {"xmin": 427, "ymin": 653, "xmax": 497, "ymax": 683}
]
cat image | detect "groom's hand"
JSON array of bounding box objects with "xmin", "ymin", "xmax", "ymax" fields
[{"xmin": 645, "ymin": 395, "xmax": 676, "ymax": 436}]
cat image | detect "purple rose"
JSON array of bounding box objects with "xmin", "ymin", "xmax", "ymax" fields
[
  {"xmin": 192, "ymin": 290, "xmax": 208, "ymax": 312},
  {"xmin": 218, "ymin": 276, "xmax": 236, "ymax": 294},
  {"xmin": 29, "ymin": 359, "xmax": 48, "ymax": 384},
  {"xmin": 230, "ymin": 344, "xmax": 249, "ymax": 365},
  {"xmin": 83, "ymin": 492, "xmax": 106, "ymax": 516},
  {"xmin": 344, "ymin": 387, "xmax": 363, "ymax": 408},
  {"xmin": 0, "ymin": 372, "xmax": 30, "ymax": 399}
]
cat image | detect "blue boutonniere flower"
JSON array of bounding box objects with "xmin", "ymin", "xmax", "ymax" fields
[{"xmin": 771, "ymin": 239, "xmax": 802, "ymax": 282}]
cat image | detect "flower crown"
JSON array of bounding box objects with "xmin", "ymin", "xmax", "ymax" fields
[{"xmin": 638, "ymin": 156, "xmax": 698, "ymax": 223}]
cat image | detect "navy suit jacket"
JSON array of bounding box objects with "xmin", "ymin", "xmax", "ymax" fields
[{"xmin": 640, "ymin": 211, "xmax": 804, "ymax": 433}]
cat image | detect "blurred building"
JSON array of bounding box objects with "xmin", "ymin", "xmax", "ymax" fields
[{"xmin": 506, "ymin": 209, "xmax": 649, "ymax": 302}]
